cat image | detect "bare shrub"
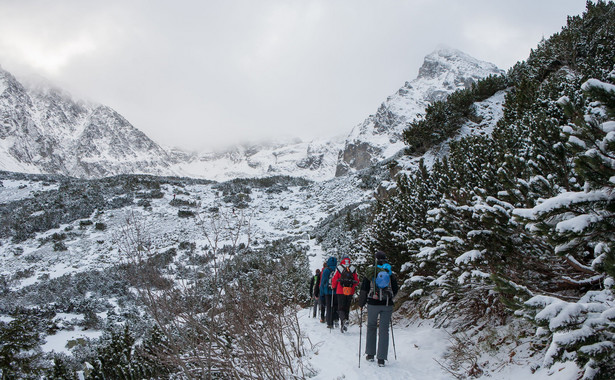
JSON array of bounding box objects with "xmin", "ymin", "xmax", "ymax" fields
[{"xmin": 115, "ymin": 209, "xmax": 310, "ymax": 379}]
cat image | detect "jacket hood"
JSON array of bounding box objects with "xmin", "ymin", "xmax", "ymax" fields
[{"xmin": 327, "ymin": 257, "xmax": 337, "ymax": 268}]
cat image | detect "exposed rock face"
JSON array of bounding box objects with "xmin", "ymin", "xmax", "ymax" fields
[{"xmin": 335, "ymin": 48, "xmax": 503, "ymax": 176}]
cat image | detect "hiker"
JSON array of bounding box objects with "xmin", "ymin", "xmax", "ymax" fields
[
  {"xmin": 320, "ymin": 256, "xmax": 339, "ymax": 329},
  {"xmin": 318, "ymin": 261, "xmax": 327, "ymax": 323},
  {"xmin": 309, "ymin": 269, "xmax": 321, "ymax": 318},
  {"xmin": 358, "ymin": 251, "xmax": 398, "ymax": 367},
  {"xmin": 331, "ymin": 254, "xmax": 359, "ymax": 333}
]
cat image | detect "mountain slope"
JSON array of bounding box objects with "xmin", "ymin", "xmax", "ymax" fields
[
  {"xmin": 336, "ymin": 47, "xmax": 504, "ymax": 176},
  {"xmin": 1, "ymin": 48, "xmax": 503, "ymax": 182},
  {"xmin": 0, "ymin": 67, "xmax": 175, "ymax": 178}
]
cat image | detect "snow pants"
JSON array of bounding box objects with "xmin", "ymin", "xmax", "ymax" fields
[
  {"xmin": 336, "ymin": 293, "xmax": 352, "ymax": 323},
  {"xmin": 325, "ymin": 294, "xmax": 339, "ymax": 327},
  {"xmin": 365, "ymin": 304, "xmax": 393, "ymax": 361}
]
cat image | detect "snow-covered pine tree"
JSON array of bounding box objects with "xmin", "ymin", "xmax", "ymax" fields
[{"xmin": 516, "ymin": 76, "xmax": 615, "ymax": 379}]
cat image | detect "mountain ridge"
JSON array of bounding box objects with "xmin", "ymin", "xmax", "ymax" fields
[
  {"xmin": 1, "ymin": 48, "xmax": 503, "ymax": 181},
  {"xmin": 335, "ymin": 47, "xmax": 504, "ymax": 176}
]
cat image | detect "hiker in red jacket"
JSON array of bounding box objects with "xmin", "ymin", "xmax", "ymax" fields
[{"xmin": 331, "ymin": 255, "xmax": 359, "ymax": 333}]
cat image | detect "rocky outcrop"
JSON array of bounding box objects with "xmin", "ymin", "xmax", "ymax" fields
[{"xmin": 335, "ymin": 48, "xmax": 503, "ymax": 176}]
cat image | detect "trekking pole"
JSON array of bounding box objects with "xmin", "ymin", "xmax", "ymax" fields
[
  {"xmin": 358, "ymin": 306, "xmax": 363, "ymax": 368},
  {"xmin": 390, "ymin": 316, "xmax": 397, "ymax": 360}
]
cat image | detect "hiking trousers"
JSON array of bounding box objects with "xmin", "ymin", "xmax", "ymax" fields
[
  {"xmin": 325, "ymin": 294, "xmax": 339, "ymax": 326},
  {"xmin": 365, "ymin": 304, "xmax": 393, "ymax": 361},
  {"xmin": 336, "ymin": 294, "xmax": 352, "ymax": 323}
]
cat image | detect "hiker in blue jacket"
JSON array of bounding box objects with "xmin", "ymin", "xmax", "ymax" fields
[
  {"xmin": 358, "ymin": 251, "xmax": 399, "ymax": 367},
  {"xmin": 319, "ymin": 256, "xmax": 339, "ymax": 329}
]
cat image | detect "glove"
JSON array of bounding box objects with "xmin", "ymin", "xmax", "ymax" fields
[{"xmin": 358, "ymin": 291, "xmax": 367, "ymax": 308}]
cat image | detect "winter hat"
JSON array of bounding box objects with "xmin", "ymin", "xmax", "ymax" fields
[
  {"xmin": 341, "ymin": 256, "xmax": 351, "ymax": 267},
  {"xmin": 316, "ymin": 269, "xmax": 321, "ymax": 274},
  {"xmin": 375, "ymin": 250, "xmax": 386, "ymax": 264}
]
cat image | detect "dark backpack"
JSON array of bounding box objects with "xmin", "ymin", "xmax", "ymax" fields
[{"xmin": 340, "ymin": 266, "xmax": 354, "ymax": 287}]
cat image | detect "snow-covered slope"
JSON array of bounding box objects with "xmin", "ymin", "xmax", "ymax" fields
[
  {"xmin": 335, "ymin": 47, "xmax": 504, "ymax": 176},
  {"xmin": 1, "ymin": 48, "xmax": 503, "ymax": 182},
  {"xmin": 169, "ymin": 136, "xmax": 345, "ymax": 182},
  {"xmin": 0, "ymin": 67, "xmax": 175, "ymax": 178},
  {"xmin": 0, "ymin": 173, "xmax": 371, "ymax": 287},
  {"xmin": 0, "ymin": 64, "xmax": 344, "ymax": 181}
]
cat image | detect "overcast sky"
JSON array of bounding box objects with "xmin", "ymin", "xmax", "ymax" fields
[{"xmin": 0, "ymin": 0, "xmax": 588, "ymax": 151}]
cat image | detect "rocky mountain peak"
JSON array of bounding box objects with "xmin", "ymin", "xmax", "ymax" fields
[
  {"xmin": 418, "ymin": 48, "xmax": 492, "ymax": 78},
  {"xmin": 335, "ymin": 48, "xmax": 503, "ymax": 176}
]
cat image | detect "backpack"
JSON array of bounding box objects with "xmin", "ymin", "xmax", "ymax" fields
[
  {"xmin": 368, "ymin": 266, "xmax": 393, "ymax": 303},
  {"xmin": 339, "ymin": 266, "xmax": 355, "ymax": 295},
  {"xmin": 340, "ymin": 266, "xmax": 354, "ymax": 287},
  {"xmin": 327, "ymin": 268, "xmax": 336, "ymax": 291}
]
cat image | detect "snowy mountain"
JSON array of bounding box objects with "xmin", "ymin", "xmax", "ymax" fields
[
  {"xmin": 1, "ymin": 48, "xmax": 502, "ymax": 182},
  {"xmin": 335, "ymin": 47, "xmax": 504, "ymax": 176},
  {"xmin": 0, "ymin": 67, "xmax": 175, "ymax": 178},
  {"xmin": 0, "ymin": 65, "xmax": 344, "ymax": 181}
]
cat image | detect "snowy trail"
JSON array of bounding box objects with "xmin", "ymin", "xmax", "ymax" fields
[
  {"xmin": 300, "ymin": 308, "xmax": 452, "ymax": 380},
  {"xmin": 301, "ymin": 240, "xmax": 581, "ymax": 379},
  {"xmin": 302, "ymin": 240, "xmax": 451, "ymax": 378},
  {"xmin": 299, "ymin": 307, "xmax": 581, "ymax": 380}
]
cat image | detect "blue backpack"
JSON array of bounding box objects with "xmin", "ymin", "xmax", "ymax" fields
[
  {"xmin": 375, "ymin": 271, "xmax": 390, "ymax": 289},
  {"xmin": 369, "ymin": 265, "xmax": 393, "ymax": 302}
]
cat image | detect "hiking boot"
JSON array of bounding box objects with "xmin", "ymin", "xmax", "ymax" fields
[
  {"xmin": 320, "ymin": 318, "xmax": 325, "ymax": 323},
  {"xmin": 333, "ymin": 321, "xmax": 339, "ymax": 328},
  {"xmin": 340, "ymin": 320, "xmax": 345, "ymax": 333},
  {"xmin": 365, "ymin": 355, "xmax": 374, "ymax": 362},
  {"xmin": 378, "ymin": 359, "xmax": 385, "ymax": 367},
  {"xmin": 343, "ymin": 321, "xmax": 348, "ymax": 332},
  {"xmin": 327, "ymin": 325, "xmax": 333, "ymax": 329}
]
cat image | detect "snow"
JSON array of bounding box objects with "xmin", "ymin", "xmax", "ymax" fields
[
  {"xmin": 455, "ymin": 249, "xmax": 484, "ymax": 264},
  {"xmin": 556, "ymin": 213, "xmax": 600, "ymax": 233},
  {"xmin": 299, "ymin": 307, "xmax": 582, "ymax": 379},
  {"xmin": 514, "ymin": 190, "xmax": 611, "ymax": 219},
  {"xmin": 0, "ymin": 173, "xmax": 372, "ymax": 290},
  {"xmin": 0, "ymin": 179, "xmax": 58, "ymax": 203},
  {"xmin": 601, "ymin": 121, "xmax": 615, "ymax": 133},
  {"xmin": 582, "ymin": 78, "xmax": 615, "ymax": 94},
  {"xmin": 299, "ymin": 308, "xmax": 451, "ymax": 379},
  {"xmin": 41, "ymin": 327, "xmax": 103, "ymax": 354}
]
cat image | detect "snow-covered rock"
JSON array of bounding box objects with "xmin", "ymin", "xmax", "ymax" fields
[{"xmin": 335, "ymin": 47, "xmax": 504, "ymax": 176}]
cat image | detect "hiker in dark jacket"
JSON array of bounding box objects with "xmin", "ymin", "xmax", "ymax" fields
[
  {"xmin": 358, "ymin": 251, "xmax": 399, "ymax": 367},
  {"xmin": 309, "ymin": 269, "xmax": 321, "ymax": 318},
  {"xmin": 331, "ymin": 255, "xmax": 359, "ymax": 333},
  {"xmin": 319, "ymin": 256, "xmax": 339, "ymax": 329}
]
